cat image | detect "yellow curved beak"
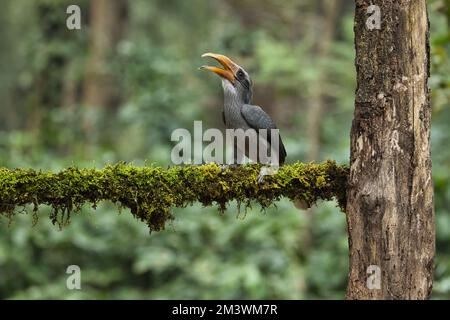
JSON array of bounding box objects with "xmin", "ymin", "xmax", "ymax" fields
[{"xmin": 200, "ymin": 52, "xmax": 239, "ymax": 83}]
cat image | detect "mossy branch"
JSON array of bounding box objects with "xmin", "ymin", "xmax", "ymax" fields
[{"xmin": 0, "ymin": 161, "xmax": 348, "ymax": 232}]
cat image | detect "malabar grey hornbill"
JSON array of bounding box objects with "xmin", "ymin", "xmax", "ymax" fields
[
  {"xmin": 200, "ymin": 53, "xmax": 308, "ymax": 209},
  {"xmin": 200, "ymin": 53, "xmax": 287, "ymax": 167}
]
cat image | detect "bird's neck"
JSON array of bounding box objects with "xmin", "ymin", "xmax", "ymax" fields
[
  {"xmin": 221, "ymin": 80, "xmax": 251, "ymax": 109},
  {"xmin": 223, "ymin": 86, "xmax": 243, "ymax": 111}
]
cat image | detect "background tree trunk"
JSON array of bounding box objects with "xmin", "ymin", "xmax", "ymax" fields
[
  {"xmin": 300, "ymin": 0, "xmax": 342, "ymax": 288},
  {"xmin": 82, "ymin": 0, "xmax": 128, "ymax": 141},
  {"xmin": 82, "ymin": 0, "xmax": 127, "ymax": 110},
  {"xmin": 346, "ymin": 0, "xmax": 434, "ymax": 299},
  {"xmin": 306, "ymin": 0, "xmax": 340, "ymax": 163}
]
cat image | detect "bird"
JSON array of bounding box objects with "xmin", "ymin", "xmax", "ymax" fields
[
  {"xmin": 200, "ymin": 53, "xmax": 309, "ymax": 210},
  {"xmin": 200, "ymin": 52, "xmax": 287, "ymax": 169}
]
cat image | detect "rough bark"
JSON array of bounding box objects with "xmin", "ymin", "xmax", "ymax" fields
[{"xmin": 346, "ymin": 0, "xmax": 434, "ymax": 299}]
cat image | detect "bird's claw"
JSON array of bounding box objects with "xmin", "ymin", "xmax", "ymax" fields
[
  {"xmin": 257, "ymin": 166, "xmax": 279, "ymax": 184},
  {"xmin": 257, "ymin": 173, "xmax": 265, "ymax": 184},
  {"xmin": 219, "ymin": 163, "xmax": 238, "ymax": 171}
]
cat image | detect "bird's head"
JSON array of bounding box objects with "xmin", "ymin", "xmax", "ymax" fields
[{"xmin": 200, "ymin": 52, "xmax": 252, "ymax": 104}]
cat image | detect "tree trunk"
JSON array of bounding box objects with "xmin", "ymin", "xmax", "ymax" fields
[
  {"xmin": 82, "ymin": 0, "xmax": 128, "ymax": 140},
  {"xmin": 306, "ymin": 0, "xmax": 341, "ymax": 162},
  {"xmin": 346, "ymin": 0, "xmax": 434, "ymax": 299},
  {"xmin": 301, "ymin": 0, "xmax": 342, "ymax": 278},
  {"xmin": 83, "ymin": 0, "xmax": 127, "ymax": 110}
]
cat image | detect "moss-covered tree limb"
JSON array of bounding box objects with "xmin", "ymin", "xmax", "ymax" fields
[{"xmin": 0, "ymin": 161, "xmax": 348, "ymax": 232}]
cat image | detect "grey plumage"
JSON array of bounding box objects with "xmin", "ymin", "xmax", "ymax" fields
[
  {"xmin": 241, "ymin": 104, "xmax": 287, "ymax": 165},
  {"xmin": 220, "ymin": 71, "xmax": 287, "ymax": 166}
]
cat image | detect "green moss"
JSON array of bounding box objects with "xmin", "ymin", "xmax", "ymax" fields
[{"xmin": 0, "ymin": 161, "xmax": 349, "ymax": 232}]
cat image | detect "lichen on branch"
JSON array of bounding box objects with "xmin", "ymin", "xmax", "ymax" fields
[{"xmin": 0, "ymin": 161, "xmax": 348, "ymax": 232}]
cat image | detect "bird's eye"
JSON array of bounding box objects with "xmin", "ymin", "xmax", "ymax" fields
[{"xmin": 236, "ymin": 69, "xmax": 245, "ymax": 79}]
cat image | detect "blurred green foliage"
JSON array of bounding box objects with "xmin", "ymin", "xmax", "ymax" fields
[{"xmin": 0, "ymin": 0, "xmax": 448, "ymax": 299}]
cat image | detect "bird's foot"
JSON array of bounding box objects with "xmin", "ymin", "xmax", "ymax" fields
[
  {"xmin": 257, "ymin": 166, "xmax": 279, "ymax": 184},
  {"xmin": 219, "ymin": 163, "xmax": 239, "ymax": 171},
  {"xmin": 257, "ymin": 172, "xmax": 265, "ymax": 184}
]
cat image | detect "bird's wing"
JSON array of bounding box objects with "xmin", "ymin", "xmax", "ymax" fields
[
  {"xmin": 241, "ymin": 104, "xmax": 277, "ymax": 129},
  {"xmin": 241, "ymin": 104, "xmax": 287, "ymax": 164}
]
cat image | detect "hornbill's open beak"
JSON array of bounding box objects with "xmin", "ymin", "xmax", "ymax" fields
[{"xmin": 200, "ymin": 53, "xmax": 239, "ymax": 83}]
